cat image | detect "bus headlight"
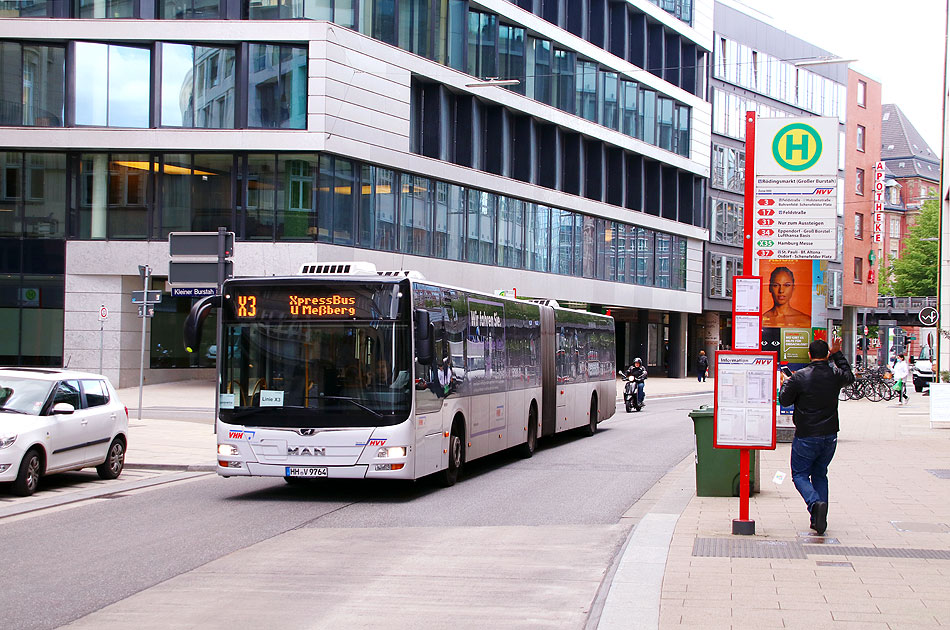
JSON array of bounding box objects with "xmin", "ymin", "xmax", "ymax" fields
[
  {"xmin": 218, "ymin": 444, "xmax": 239, "ymax": 456},
  {"xmin": 377, "ymin": 446, "xmax": 406, "ymax": 458}
]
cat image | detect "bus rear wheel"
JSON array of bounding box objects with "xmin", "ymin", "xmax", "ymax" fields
[{"xmin": 439, "ymin": 419, "xmax": 464, "ymax": 487}]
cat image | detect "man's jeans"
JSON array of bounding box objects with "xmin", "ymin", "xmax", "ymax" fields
[
  {"xmin": 790, "ymin": 434, "xmax": 837, "ymax": 510},
  {"xmin": 636, "ymin": 381, "xmax": 645, "ymax": 404}
]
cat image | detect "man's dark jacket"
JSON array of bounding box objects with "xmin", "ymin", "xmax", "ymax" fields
[{"xmin": 778, "ymin": 352, "xmax": 854, "ymax": 438}]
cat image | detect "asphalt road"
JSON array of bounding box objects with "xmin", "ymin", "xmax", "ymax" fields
[{"xmin": 2, "ymin": 393, "xmax": 710, "ymax": 630}]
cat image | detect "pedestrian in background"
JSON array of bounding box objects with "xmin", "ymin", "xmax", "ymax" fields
[
  {"xmin": 697, "ymin": 350, "xmax": 708, "ymax": 382},
  {"xmin": 892, "ymin": 354, "xmax": 909, "ymax": 405},
  {"xmin": 778, "ymin": 337, "xmax": 854, "ymax": 535}
]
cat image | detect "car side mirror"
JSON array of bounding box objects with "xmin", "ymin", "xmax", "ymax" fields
[{"xmin": 52, "ymin": 402, "xmax": 75, "ymax": 415}]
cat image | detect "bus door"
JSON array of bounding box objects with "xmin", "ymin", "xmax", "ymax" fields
[{"xmin": 412, "ymin": 284, "xmax": 448, "ymax": 476}]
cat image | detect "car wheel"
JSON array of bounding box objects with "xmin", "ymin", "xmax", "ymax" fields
[
  {"xmin": 96, "ymin": 438, "xmax": 125, "ymax": 480},
  {"xmin": 12, "ymin": 449, "xmax": 42, "ymax": 497},
  {"xmin": 439, "ymin": 419, "xmax": 464, "ymax": 487}
]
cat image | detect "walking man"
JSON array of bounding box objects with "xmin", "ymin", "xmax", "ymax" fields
[
  {"xmin": 892, "ymin": 354, "xmax": 909, "ymax": 405},
  {"xmin": 697, "ymin": 350, "xmax": 708, "ymax": 382},
  {"xmin": 778, "ymin": 338, "xmax": 854, "ymax": 535}
]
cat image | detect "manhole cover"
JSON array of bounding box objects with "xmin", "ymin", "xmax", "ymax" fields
[
  {"xmin": 891, "ymin": 521, "xmax": 950, "ymax": 533},
  {"xmin": 926, "ymin": 469, "xmax": 950, "ymax": 479},
  {"xmin": 797, "ymin": 535, "xmax": 839, "ymax": 544}
]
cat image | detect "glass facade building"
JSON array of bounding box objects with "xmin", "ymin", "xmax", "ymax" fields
[{"xmin": 0, "ymin": 1, "xmax": 713, "ymax": 380}]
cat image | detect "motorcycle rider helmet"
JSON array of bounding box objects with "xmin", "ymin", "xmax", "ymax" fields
[{"xmin": 634, "ymin": 357, "xmax": 642, "ymax": 365}]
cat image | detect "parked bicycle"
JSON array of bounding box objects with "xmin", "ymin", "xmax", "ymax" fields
[{"xmin": 839, "ymin": 366, "xmax": 895, "ymax": 402}]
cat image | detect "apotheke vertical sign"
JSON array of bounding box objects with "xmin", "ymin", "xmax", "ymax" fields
[{"xmin": 873, "ymin": 161, "xmax": 885, "ymax": 243}]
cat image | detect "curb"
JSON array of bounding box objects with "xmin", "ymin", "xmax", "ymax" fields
[{"xmin": 125, "ymin": 463, "xmax": 217, "ymax": 472}]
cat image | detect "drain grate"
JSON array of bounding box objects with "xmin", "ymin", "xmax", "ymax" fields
[
  {"xmin": 816, "ymin": 561, "xmax": 853, "ymax": 568},
  {"xmin": 693, "ymin": 538, "xmax": 807, "ymax": 559},
  {"xmin": 926, "ymin": 469, "xmax": 950, "ymax": 479},
  {"xmin": 805, "ymin": 545, "xmax": 950, "ymax": 560},
  {"xmin": 891, "ymin": 521, "xmax": 950, "ymax": 533}
]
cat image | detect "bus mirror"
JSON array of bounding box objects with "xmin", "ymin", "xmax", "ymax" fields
[
  {"xmin": 415, "ymin": 309, "xmax": 433, "ymax": 365},
  {"xmin": 183, "ymin": 295, "xmax": 221, "ymax": 352}
]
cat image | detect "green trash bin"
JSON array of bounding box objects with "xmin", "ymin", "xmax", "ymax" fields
[{"xmin": 689, "ymin": 405, "xmax": 758, "ymax": 497}]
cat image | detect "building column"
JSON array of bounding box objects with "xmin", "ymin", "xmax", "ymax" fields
[
  {"xmin": 91, "ymin": 154, "xmax": 108, "ymax": 239},
  {"xmin": 842, "ymin": 306, "xmax": 857, "ymax": 365},
  {"xmin": 703, "ymin": 310, "xmax": 720, "ymax": 376},
  {"xmin": 669, "ymin": 310, "xmax": 686, "ymax": 377}
]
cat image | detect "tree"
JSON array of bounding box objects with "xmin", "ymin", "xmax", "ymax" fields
[{"xmin": 885, "ymin": 200, "xmax": 939, "ymax": 296}]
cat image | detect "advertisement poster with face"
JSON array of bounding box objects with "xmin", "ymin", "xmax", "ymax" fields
[{"xmin": 761, "ymin": 259, "xmax": 814, "ymax": 419}]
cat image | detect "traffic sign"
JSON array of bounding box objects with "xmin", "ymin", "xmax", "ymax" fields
[
  {"xmin": 919, "ymin": 306, "xmax": 939, "ymax": 326},
  {"xmin": 131, "ymin": 290, "xmax": 162, "ymax": 304},
  {"xmin": 137, "ymin": 305, "xmax": 155, "ymax": 318},
  {"xmin": 169, "ymin": 232, "xmax": 234, "ymax": 257},
  {"xmin": 864, "ymin": 325, "xmax": 869, "ymax": 335},
  {"xmin": 169, "ymin": 260, "xmax": 234, "ymax": 285},
  {"xmin": 98, "ymin": 305, "xmax": 109, "ymax": 321}
]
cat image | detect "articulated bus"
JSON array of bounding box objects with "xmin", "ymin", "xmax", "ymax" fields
[{"xmin": 185, "ymin": 262, "xmax": 616, "ymax": 486}]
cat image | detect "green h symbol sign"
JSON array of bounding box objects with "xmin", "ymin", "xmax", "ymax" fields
[
  {"xmin": 772, "ymin": 123, "xmax": 822, "ymax": 171},
  {"xmin": 785, "ymin": 132, "xmax": 809, "ymax": 161}
]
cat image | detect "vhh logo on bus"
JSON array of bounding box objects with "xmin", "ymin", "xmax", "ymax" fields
[{"xmin": 771, "ymin": 123, "xmax": 823, "ymax": 172}]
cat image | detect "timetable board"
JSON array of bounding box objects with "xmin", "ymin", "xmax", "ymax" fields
[{"xmin": 714, "ymin": 351, "xmax": 777, "ymax": 449}]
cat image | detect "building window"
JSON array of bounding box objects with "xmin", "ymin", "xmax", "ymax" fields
[
  {"xmin": 854, "ymin": 213, "xmax": 863, "ymax": 239},
  {"xmin": 76, "ymin": 0, "xmax": 135, "ymax": 17},
  {"xmin": 466, "ymin": 10, "xmax": 497, "ymax": 80},
  {"xmin": 575, "ymin": 60, "xmax": 598, "ymax": 123},
  {"xmin": 497, "ymin": 24, "xmax": 526, "ymax": 95},
  {"xmin": 854, "ymin": 257, "xmax": 863, "ymax": 282},
  {"xmin": 0, "ymin": 42, "xmax": 65, "ymax": 127},
  {"xmin": 856, "ymin": 124, "xmax": 865, "ymax": 152},
  {"xmin": 857, "ymin": 79, "xmax": 867, "ymax": 107},
  {"xmin": 828, "ymin": 270, "xmax": 843, "ymax": 307},
  {"xmin": 161, "ymin": 43, "xmax": 235, "ymax": 128},
  {"xmin": 161, "ymin": 0, "xmax": 219, "ymax": 18},
  {"xmin": 247, "ymin": 44, "xmax": 307, "ymax": 129},
  {"xmin": 855, "ymin": 168, "xmax": 864, "ymax": 195},
  {"xmin": 708, "ymin": 252, "xmax": 742, "ymax": 298},
  {"xmin": 711, "ymin": 199, "xmax": 742, "ymax": 246},
  {"xmin": 75, "ymin": 43, "xmax": 150, "ymax": 128},
  {"xmin": 711, "ymin": 144, "xmax": 744, "ymax": 194},
  {"xmin": 889, "ymin": 216, "xmax": 901, "ymax": 238}
]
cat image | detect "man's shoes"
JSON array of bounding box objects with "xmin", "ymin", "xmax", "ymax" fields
[{"xmin": 811, "ymin": 501, "xmax": 828, "ymax": 535}]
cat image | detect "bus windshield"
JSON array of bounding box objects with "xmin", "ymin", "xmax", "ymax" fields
[{"xmin": 220, "ymin": 320, "xmax": 412, "ymax": 428}]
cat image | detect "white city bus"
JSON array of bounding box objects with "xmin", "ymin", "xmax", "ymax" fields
[{"xmin": 185, "ymin": 262, "xmax": 616, "ymax": 486}]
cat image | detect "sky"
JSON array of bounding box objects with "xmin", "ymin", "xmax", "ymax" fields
[{"xmin": 726, "ymin": 0, "xmax": 948, "ymax": 152}]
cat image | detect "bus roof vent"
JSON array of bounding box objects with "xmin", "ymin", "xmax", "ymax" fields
[
  {"xmin": 527, "ymin": 298, "xmax": 560, "ymax": 308},
  {"xmin": 378, "ymin": 269, "xmax": 426, "ymax": 280},
  {"xmin": 297, "ymin": 262, "xmax": 378, "ymax": 276}
]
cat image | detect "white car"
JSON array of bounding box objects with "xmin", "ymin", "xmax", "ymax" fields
[{"xmin": 0, "ymin": 368, "xmax": 129, "ymax": 496}]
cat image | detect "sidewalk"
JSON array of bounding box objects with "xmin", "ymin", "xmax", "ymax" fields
[{"xmin": 599, "ymin": 393, "xmax": 950, "ymax": 629}]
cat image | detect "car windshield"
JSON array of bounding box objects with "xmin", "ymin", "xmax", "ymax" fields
[
  {"xmin": 919, "ymin": 347, "xmax": 934, "ymax": 361},
  {"xmin": 0, "ymin": 377, "xmax": 53, "ymax": 415}
]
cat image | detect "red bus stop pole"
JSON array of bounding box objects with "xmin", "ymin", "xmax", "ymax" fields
[{"xmin": 733, "ymin": 111, "xmax": 757, "ymax": 536}]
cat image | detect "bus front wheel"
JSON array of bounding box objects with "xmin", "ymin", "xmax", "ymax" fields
[
  {"xmin": 518, "ymin": 403, "xmax": 538, "ymax": 458},
  {"xmin": 583, "ymin": 396, "xmax": 598, "ymax": 437},
  {"xmin": 440, "ymin": 419, "xmax": 464, "ymax": 487}
]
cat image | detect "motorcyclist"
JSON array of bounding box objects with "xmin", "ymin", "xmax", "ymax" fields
[{"xmin": 625, "ymin": 358, "xmax": 648, "ymax": 408}]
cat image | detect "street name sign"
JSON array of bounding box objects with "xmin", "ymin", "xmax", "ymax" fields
[
  {"xmin": 753, "ymin": 117, "xmax": 840, "ymax": 263},
  {"xmin": 171, "ymin": 287, "xmax": 218, "ymax": 298}
]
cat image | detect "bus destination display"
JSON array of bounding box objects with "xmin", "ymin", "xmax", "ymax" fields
[{"xmin": 227, "ymin": 285, "xmax": 402, "ymax": 321}]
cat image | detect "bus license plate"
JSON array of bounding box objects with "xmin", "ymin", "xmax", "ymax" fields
[{"xmin": 285, "ymin": 466, "xmax": 328, "ymax": 477}]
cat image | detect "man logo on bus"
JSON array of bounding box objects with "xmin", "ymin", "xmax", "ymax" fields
[{"xmin": 771, "ymin": 123, "xmax": 823, "ymax": 171}]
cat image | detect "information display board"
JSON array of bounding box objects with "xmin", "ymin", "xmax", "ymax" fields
[{"xmin": 714, "ymin": 351, "xmax": 777, "ymax": 449}]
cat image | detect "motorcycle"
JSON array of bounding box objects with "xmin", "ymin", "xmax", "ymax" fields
[{"xmin": 623, "ymin": 374, "xmax": 644, "ymax": 412}]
